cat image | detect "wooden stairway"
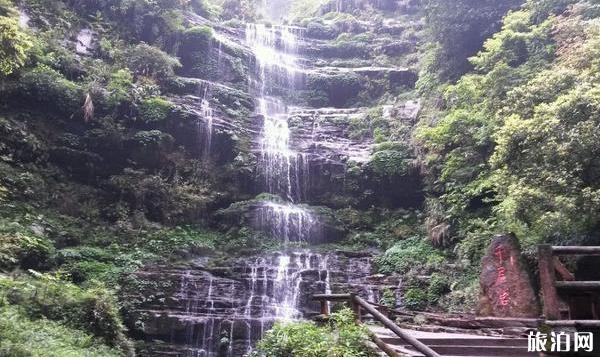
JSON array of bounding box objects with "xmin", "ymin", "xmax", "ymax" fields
[
  {"xmin": 368, "ymin": 325, "xmax": 536, "ymax": 357},
  {"xmin": 313, "ymin": 293, "xmax": 540, "ymax": 357}
]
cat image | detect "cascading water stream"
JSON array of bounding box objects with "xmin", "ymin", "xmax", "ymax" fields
[
  {"xmin": 138, "ymin": 252, "xmax": 380, "ymax": 356},
  {"xmin": 243, "ymin": 25, "xmax": 326, "ymax": 353},
  {"xmin": 246, "ymin": 24, "xmax": 309, "ymax": 205},
  {"xmin": 137, "ymin": 14, "xmax": 387, "ymax": 357},
  {"xmin": 201, "ymin": 88, "xmax": 214, "ymax": 160}
]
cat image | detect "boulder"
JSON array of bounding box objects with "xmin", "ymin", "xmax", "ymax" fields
[{"xmin": 478, "ymin": 233, "xmax": 540, "ymax": 317}]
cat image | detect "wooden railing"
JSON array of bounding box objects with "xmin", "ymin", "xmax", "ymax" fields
[
  {"xmin": 538, "ymin": 244, "xmax": 600, "ymax": 325},
  {"xmin": 313, "ymin": 293, "xmax": 442, "ymax": 357}
]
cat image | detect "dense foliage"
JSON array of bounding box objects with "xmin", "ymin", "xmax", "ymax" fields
[
  {"xmin": 254, "ymin": 308, "xmax": 372, "ymax": 357},
  {"xmin": 418, "ymin": 0, "xmax": 600, "ymax": 260},
  {"xmin": 419, "ymin": 0, "xmax": 523, "ymax": 83},
  {"xmin": 0, "ymin": 12, "xmax": 32, "ymax": 75}
]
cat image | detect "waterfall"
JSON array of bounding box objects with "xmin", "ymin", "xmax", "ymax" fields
[
  {"xmin": 136, "ymin": 17, "xmax": 387, "ymax": 357},
  {"xmin": 179, "ymin": 271, "xmax": 218, "ymax": 356},
  {"xmin": 138, "ymin": 251, "xmax": 381, "ymax": 356},
  {"xmin": 256, "ymin": 202, "xmax": 318, "ymax": 243},
  {"xmin": 246, "ymin": 24, "xmax": 307, "ymax": 203},
  {"xmin": 245, "ymin": 23, "xmax": 317, "ymax": 245},
  {"xmin": 238, "ymin": 253, "xmax": 336, "ymax": 354},
  {"xmin": 192, "ymin": 84, "xmax": 215, "ymax": 161},
  {"xmin": 319, "ymin": 256, "xmax": 332, "ymax": 311}
]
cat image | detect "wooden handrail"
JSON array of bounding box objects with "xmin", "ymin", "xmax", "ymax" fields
[
  {"xmin": 538, "ymin": 244, "xmax": 600, "ymax": 321},
  {"xmin": 555, "ymin": 281, "xmax": 600, "ymax": 290},
  {"xmin": 312, "ymin": 293, "xmax": 442, "ymax": 357},
  {"xmin": 353, "ymin": 295, "xmax": 442, "ymax": 357},
  {"xmin": 551, "ymin": 246, "xmax": 600, "ymax": 255},
  {"xmin": 313, "ymin": 293, "xmax": 352, "ymax": 301},
  {"xmin": 545, "ymin": 320, "xmax": 600, "ymax": 327}
]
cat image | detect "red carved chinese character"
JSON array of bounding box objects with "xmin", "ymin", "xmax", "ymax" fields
[
  {"xmin": 499, "ymin": 291, "xmax": 511, "ymax": 306},
  {"xmin": 495, "ymin": 266, "xmax": 507, "ymax": 284},
  {"xmin": 494, "ymin": 246, "xmax": 505, "ymax": 261}
]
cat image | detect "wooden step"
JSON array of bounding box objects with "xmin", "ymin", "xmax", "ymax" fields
[
  {"xmin": 429, "ymin": 345, "xmax": 535, "ymax": 357},
  {"xmin": 391, "ymin": 344, "xmax": 537, "ymax": 357},
  {"xmin": 381, "ymin": 337, "xmax": 528, "ymax": 347},
  {"xmin": 369, "ymin": 323, "xmax": 536, "ymax": 357}
]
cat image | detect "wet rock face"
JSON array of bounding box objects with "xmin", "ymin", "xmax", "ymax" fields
[
  {"xmin": 283, "ymin": 104, "xmax": 423, "ymax": 209},
  {"xmin": 478, "ymin": 233, "xmax": 540, "ymax": 317},
  {"xmin": 252, "ymin": 202, "xmax": 343, "ymax": 244},
  {"xmin": 216, "ymin": 199, "xmax": 346, "ymax": 244},
  {"xmin": 75, "ymin": 29, "xmax": 97, "ymax": 55},
  {"xmin": 288, "ymin": 107, "xmax": 373, "ymax": 165},
  {"xmin": 126, "ymin": 252, "xmax": 397, "ymax": 356}
]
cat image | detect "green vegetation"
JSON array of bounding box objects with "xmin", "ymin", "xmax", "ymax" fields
[
  {"xmin": 413, "ymin": 0, "xmax": 600, "ymax": 309},
  {"xmin": 0, "ymin": 12, "xmax": 32, "ymax": 75},
  {"xmin": 289, "ymin": 0, "xmax": 328, "ymax": 22},
  {"xmin": 1, "ymin": 0, "xmax": 599, "ymax": 354},
  {"xmin": 254, "ymin": 308, "xmax": 372, "ymax": 357},
  {"xmin": 124, "ymin": 43, "xmax": 181, "ymax": 82},
  {"xmin": 19, "ymin": 64, "xmax": 83, "ymax": 113},
  {"xmin": 0, "ymin": 305, "xmax": 122, "ymax": 357},
  {"xmin": 1, "ymin": 274, "xmax": 132, "ymax": 353},
  {"xmin": 418, "ymin": 0, "xmax": 600, "ymax": 259},
  {"xmin": 375, "ymin": 237, "xmax": 445, "ymax": 275},
  {"xmin": 420, "ymin": 0, "xmax": 523, "ymax": 84},
  {"xmin": 138, "ymin": 96, "xmax": 174, "ymax": 123}
]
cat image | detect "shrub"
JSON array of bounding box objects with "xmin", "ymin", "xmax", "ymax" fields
[
  {"xmin": 106, "ymin": 69, "xmax": 134, "ymax": 109},
  {"xmin": 0, "ymin": 222, "xmax": 54, "ymax": 271},
  {"xmin": 19, "ymin": 64, "xmax": 83, "ymax": 114},
  {"xmin": 191, "ymin": 0, "xmax": 222, "ymax": 18},
  {"xmin": 183, "ymin": 25, "xmax": 213, "ymax": 43},
  {"xmin": 438, "ymin": 274, "xmax": 480, "ymax": 313},
  {"xmin": 289, "ymin": 0, "xmax": 328, "ymax": 22},
  {"xmin": 379, "ymin": 288, "xmax": 396, "ymax": 309},
  {"xmin": 0, "ymin": 305, "xmax": 122, "ymax": 357},
  {"xmin": 305, "ymin": 21, "xmax": 337, "ymax": 39},
  {"xmin": 63, "ymin": 260, "xmax": 120, "ymax": 284},
  {"xmin": 427, "ymin": 273, "xmax": 450, "ymax": 303},
  {"xmin": 145, "ymin": 226, "xmax": 218, "ymax": 256},
  {"xmin": 132, "ymin": 130, "xmax": 174, "ymax": 147},
  {"xmin": 366, "ymin": 150, "xmax": 410, "ymax": 177},
  {"xmin": 375, "ymin": 237, "xmax": 445, "ymax": 274},
  {"xmin": 0, "ymin": 274, "xmax": 133, "ymax": 355},
  {"xmin": 137, "ymin": 97, "xmax": 173, "ymax": 123},
  {"xmin": 255, "ymin": 308, "xmax": 371, "ymax": 357},
  {"xmin": 306, "ymin": 73, "xmax": 362, "ymax": 107},
  {"xmin": 124, "ymin": 43, "xmax": 181, "ymax": 82},
  {"xmin": 403, "ymin": 288, "xmax": 428, "ymax": 310}
]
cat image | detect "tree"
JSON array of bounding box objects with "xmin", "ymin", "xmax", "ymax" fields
[{"xmin": 422, "ymin": 0, "xmax": 523, "ymax": 83}]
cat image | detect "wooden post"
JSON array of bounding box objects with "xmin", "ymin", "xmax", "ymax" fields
[
  {"xmin": 350, "ymin": 293, "xmax": 361, "ymax": 322},
  {"xmin": 538, "ymin": 244, "xmax": 560, "ymax": 320},
  {"xmin": 320, "ymin": 300, "xmax": 329, "ymax": 315}
]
